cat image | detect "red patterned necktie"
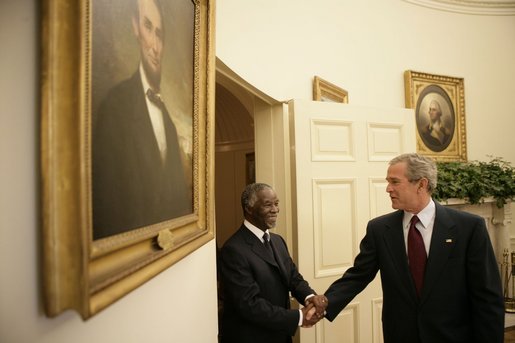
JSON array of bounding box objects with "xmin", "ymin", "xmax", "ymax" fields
[{"xmin": 408, "ymin": 215, "xmax": 426, "ymax": 297}]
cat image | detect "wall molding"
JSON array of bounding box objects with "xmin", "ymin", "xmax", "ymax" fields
[{"xmin": 402, "ymin": 0, "xmax": 515, "ymax": 15}]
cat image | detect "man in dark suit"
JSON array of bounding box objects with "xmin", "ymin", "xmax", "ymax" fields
[
  {"xmin": 315, "ymin": 153, "xmax": 504, "ymax": 342},
  {"xmin": 219, "ymin": 183, "xmax": 326, "ymax": 343},
  {"xmin": 92, "ymin": 0, "xmax": 191, "ymax": 239}
]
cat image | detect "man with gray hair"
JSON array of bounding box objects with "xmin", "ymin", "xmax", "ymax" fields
[
  {"xmin": 315, "ymin": 153, "xmax": 504, "ymax": 342},
  {"xmin": 219, "ymin": 183, "xmax": 326, "ymax": 342},
  {"xmin": 420, "ymin": 99, "xmax": 451, "ymax": 151}
]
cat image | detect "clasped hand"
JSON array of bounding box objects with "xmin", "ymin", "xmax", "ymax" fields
[{"xmin": 301, "ymin": 295, "xmax": 328, "ymax": 328}]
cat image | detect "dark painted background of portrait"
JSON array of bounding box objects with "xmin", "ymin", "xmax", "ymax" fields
[{"xmin": 92, "ymin": 0, "xmax": 194, "ymax": 173}]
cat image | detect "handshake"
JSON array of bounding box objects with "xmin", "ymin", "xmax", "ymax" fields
[{"xmin": 301, "ymin": 294, "xmax": 328, "ymax": 328}]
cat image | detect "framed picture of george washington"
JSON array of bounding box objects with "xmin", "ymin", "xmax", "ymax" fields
[
  {"xmin": 40, "ymin": 0, "xmax": 215, "ymax": 319},
  {"xmin": 404, "ymin": 70, "xmax": 467, "ymax": 162}
]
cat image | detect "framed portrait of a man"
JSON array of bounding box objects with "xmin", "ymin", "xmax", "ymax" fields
[
  {"xmin": 91, "ymin": 0, "xmax": 195, "ymax": 240},
  {"xmin": 313, "ymin": 76, "xmax": 349, "ymax": 103},
  {"xmin": 40, "ymin": 0, "xmax": 215, "ymax": 319},
  {"xmin": 404, "ymin": 70, "xmax": 467, "ymax": 162}
]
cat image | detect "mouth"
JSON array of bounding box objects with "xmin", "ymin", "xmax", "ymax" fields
[
  {"xmin": 267, "ymin": 215, "xmax": 278, "ymax": 224},
  {"xmin": 149, "ymin": 58, "xmax": 160, "ymax": 69},
  {"xmin": 146, "ymin": 51, "xmax": 160, "ymax": 67}
]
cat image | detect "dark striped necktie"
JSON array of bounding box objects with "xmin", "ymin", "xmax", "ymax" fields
[{"xmin": 263, "ymin": 232, "xmax": 273, "ymax": 254}]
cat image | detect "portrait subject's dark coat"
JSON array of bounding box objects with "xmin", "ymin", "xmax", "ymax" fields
[
  {"xmin": 92, "ymin": 71, "xmax": 191, "ymax": 239},
  {"xmin": 419, "ymin": 124, "xmax": 451, "ymax": 152},
  {"xmin": 324, "ymin": 202, "xmax": 504, "ymax": 343},
  {"xmin": 220, "ymin": 225, "xmax": 315, "ymax": 343}
]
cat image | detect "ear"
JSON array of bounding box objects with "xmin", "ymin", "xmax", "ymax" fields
[
  {"xmin": 244, "ymin": 205, "xmax": 253, "ymax": 216},
  {"xmin": 419, "ymin": 178, "xmax": 429, "ymax": 191}
]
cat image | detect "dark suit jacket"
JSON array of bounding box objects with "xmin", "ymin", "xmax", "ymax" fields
[
  {"xmin": 324, "ymin": 202, "xmax": 504, "ymax": 343},
  {"xmin": 220, "ymin": 225, "xmax": 315, "ymax": 343},
  {"xmin": 92, "ymin": 71, "xmax": 191, "ymax": 239},
  {"xmin": 419, "ymin": 124, "xmax": 451, "ymax": 152}
]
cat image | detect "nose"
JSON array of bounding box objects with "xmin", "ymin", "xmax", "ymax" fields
[
  {"xmin": 150, "ymin": 31, "xmax": 162, "ymax": 52},
  {"xmin": 386, "ymin": 184, "xmax": 392, "ymax": 193},
  {"xmin": 151, "ymin": 34, "xmax": 158, "ymax": 51}
]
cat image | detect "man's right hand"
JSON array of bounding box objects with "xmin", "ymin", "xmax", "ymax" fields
[
  {"xmin": 305, "ymin": 294, "xmax": 328, "ymax": 319},
  {"xmin": 301, "ymin": 304, "xmax": 320, "ymax": 328}
]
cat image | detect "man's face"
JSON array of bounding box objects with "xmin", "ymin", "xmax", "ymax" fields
[
  {"xmin": 428, "ymin": 102, "xmax": 441, "ymax": 122},
  {"xmin": 385, "ymin": 162, "xmax": 420, "ymax": 212},
  {"xmin": 247, "ymin": 188, "xmax": 279, "ymax": 231},
  {"xmin": 132, "ymin": 0, "xmax": 164, "ymax": 88}
]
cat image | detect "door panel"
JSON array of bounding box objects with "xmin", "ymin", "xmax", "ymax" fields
[{"xmin": 289, "ymin": 100, "xmax": 415, "ymax": 343}]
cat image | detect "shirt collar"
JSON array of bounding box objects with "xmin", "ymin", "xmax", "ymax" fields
[
  {"xmin": 139, "ymin": 63, "xmax": 158, "ymax": 95},
  {"xmin": 403, "ymin": 199, "xmax": 435, "ymax": 230},
  {"xmin": 244, "ymin": 219, "xmax": 268, "ymax": 242}
]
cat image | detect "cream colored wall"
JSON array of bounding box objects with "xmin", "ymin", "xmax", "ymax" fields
[
  {"xmin": 216, "ymin": 0, "xmax": 515, "ymax": 240},
  {"xmin": 216, "ymin": 0, "xmax": 515, "ymax": 164},
  {"xmin": 0, "ymin": 1, "xmax": 218, "ymax": 342},
  {"xmin": 2, "ymin": 0, "xmax": 515, "ymax": 342}
]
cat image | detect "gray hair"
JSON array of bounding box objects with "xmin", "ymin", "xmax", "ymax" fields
[
  {"xmin": 241, "ymin": 183, "xmax": 272, "ymax": 212},
  {"xmin": 389, "ymin": 153, "xmax": 437, "ymax": 193},
  {"xmin": 429, "ymin": 100, "xmax": 442, "ymax": 118}
]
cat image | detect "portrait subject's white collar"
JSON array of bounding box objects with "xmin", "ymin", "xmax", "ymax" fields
[{"xmin": 139, "ymin": 63, "xmax": 157, "ymax": 95}]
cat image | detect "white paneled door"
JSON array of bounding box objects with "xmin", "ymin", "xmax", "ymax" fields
[{"xmin": 289, "ymin": 100, "xmax": 415, "ymax": 343}]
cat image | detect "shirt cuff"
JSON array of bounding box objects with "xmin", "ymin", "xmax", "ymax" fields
[
  {"xmin": 299, "ymin": 294, "xmax": 315, "ymax": 326},
  {"xmin": 304, "ymin": 294, "xmax": 315, "ymax": 304}
]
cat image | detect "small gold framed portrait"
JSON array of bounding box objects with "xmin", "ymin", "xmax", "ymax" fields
[{"xmin": 313, "ymin": 76, "xmax": 348, "ymax": 103}]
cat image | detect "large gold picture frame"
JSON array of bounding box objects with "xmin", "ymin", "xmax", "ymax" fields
[
  {"xmin": 404, "ymin": 70, "xmax": 467, "ymax": 162},
  {"xmin": 313, "ymin": 76, "xmax": 349, "ymax": 103},
  {"xmin": 41, "ymin": 0, "xmax": 215, "ymax": 319}
]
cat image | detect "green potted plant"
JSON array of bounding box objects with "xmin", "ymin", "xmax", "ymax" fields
[{"xmin": 433, "ymin": 156, "xmax": 515, "ymax": 208}]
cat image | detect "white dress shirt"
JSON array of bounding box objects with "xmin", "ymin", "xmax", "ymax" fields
[{"xmin": 139, "ymin": 64, "xmax": 167, "ymax": 164}]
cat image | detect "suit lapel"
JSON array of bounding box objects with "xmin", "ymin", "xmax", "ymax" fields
[
  {"xmin": 383, "ymin": 210, "xmax": 418, "ymax": 303},
  {"xmin": 241, "ymin": 226, "xmax": 278, "ymax": 267},
  {"xmin": 420, "ymin": 203, "xmax": 456, "ymax": 304},
  {"xmin": 269, "ymin": 234, "xmax": 290, "ymax": 285},
  {"xmin": 241, "ymin": 227, "xmax": 290, "ymax": 287}
]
